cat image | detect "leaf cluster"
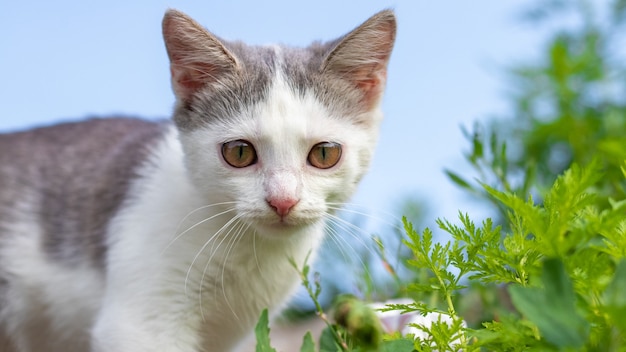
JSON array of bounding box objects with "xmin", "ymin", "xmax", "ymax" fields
[
  {"xmin": 401, "ymin": 161, "xmax": 626, "ymax": 350},
  {"xmin": 447, "ymin": 0, "xmax": 626, "ymax": 222}
]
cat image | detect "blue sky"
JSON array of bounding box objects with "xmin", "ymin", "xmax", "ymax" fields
[{"xmin": 1, "ymin": 1, "xmax": 548, "ymax": 228}]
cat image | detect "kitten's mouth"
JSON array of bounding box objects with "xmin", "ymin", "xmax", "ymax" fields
[
  {"xmin": 260, "ymin": 218, "xmax": 305, "ymax": 230},
  {"xmin": 251, "ymin": 214, "xmax": 319, "ymax": 237}
]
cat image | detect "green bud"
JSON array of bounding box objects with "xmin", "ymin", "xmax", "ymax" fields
[{"xmin": 332, "ymin": 295, "xmax": 383, "ymax": 351}]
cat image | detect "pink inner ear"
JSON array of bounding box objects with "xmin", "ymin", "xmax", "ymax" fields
[
  {"xmin": 170, "ymin": 62, "xmax": 220, "ymax": 102},
  {"xmin": 163, "ymin": 11, "xmax": 239, "ymax": 103},
  {"xmin": 351, "ymin": 66, "xmax": 387, "ymax": 110}
]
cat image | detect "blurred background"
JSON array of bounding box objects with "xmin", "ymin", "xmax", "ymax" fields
[{"xmin": 2, "ymin": 0, "xmax": 625, "ymax": 314}]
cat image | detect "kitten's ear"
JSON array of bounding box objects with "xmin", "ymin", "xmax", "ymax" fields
[
  {"xmin": 322, "ymin": 10, "xmax": 396, "ymax": 109},
  {"xmin": 162, "ymin": 9, "xmax": 239, "ymax": 102}
]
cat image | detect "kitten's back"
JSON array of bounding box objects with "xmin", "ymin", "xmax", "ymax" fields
[{"xmin": 0, "ymin": 117, "xmax": 166, "ymax": 266}]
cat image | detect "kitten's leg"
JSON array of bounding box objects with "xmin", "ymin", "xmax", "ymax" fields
[
  {"xmin": 90, "ymin": 296, "xmax": 203, "ymax": 352},
  {"xmin": 0, "ymin": 328, "xmax": 18, "ymax": 352},
  {"xmin": 0, "ymin": 283, "xmax": 74, "ymax": 352}
]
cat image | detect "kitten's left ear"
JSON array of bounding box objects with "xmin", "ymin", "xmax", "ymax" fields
[{"xmin": 322, "ymin": 10, "xmax": 397, "ymax": 110}]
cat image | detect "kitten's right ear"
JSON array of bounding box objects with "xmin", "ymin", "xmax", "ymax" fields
[
  {"xmin": 162, "ymin": 9, "xmax": 239, "ymax": 103},
  {"xmin": 321, "ymin": 10, "xmax": 396, "ymax": 111}
]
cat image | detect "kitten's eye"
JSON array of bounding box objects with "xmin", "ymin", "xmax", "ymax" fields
[
  {"xmin": 308, "ymin": 142, "xmax": 342, "ymax": 169},
  {"xmin": 222, "ymin": 140, "xmax": 257, "ymax": 168}
]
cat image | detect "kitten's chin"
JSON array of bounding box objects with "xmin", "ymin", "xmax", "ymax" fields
[{"xmin": 252, "ymin": 220, "xmax": 321, "ymax": 240}]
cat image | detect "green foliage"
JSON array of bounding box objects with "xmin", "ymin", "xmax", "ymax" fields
[
  {"xmin": 432, "ymin": 3, "xmax": 626, "ymax": 346},
  {"xmin": 255, "ymin": 309, "xmax": 277, "ymax": 352},
  {"xmin": 379, "ymin": 339, "xmax": 414, "ymax": 352},
  {"xmin": 508, "ymin": 259, "xmax": 589, "ymax": 348},
  {"xmin": 447, "ymin": 2, "xmax": 626, "ymax": 222},
  {"xmin": 402, "ymin": 221, "xmax": 467, "ymax": 316},
  {"xmin": 432, "ymin": 2, "xmax": 626, "ymax": 348},
  {"xmin": 403, "ymin": 162, "xmax": 626, "ymax": 350},
  {"xmin": 301, "ymin": 332, "xmax": 316, "ymax": 352},
  {"xmin": 603, "ymin": 260, "xmax": 626, "ymax": 333},
  {"xmin": 333, "ymin": 295, "xmax": 383, "ymax": 350}
]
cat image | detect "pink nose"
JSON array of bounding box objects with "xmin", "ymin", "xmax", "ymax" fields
[{"xmin": 267, "ymin": 197, "xmax": 299, "ymax": 217}]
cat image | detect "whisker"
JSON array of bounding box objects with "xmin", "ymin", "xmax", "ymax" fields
[
  {"xmin": 330, "ymin": 203, "xmax": 419, "ymax": 273},
  {"xmin": 250, "ymin": 229, "xmax": 275, "ymax": 287},
  {"xmin": 325, "ymin": 213, "xmax": 379, "ymax": 255},
  {"xmin": 325, "ymin": 215, "xmax": 378, "ymax": 261},
  {"xmin": 173, "ymin": 201, "xmax": 238, "ymax": 236},
  {"xmin": 326, "ymin": 203, "xmax": 403, "ymax": 233},
  {"xmin": 326, "ymin": 201, "xmax": 399, "ymax": 216},
  {"xmin": 197, "ymin": 214, "xmax": 244, "ymax": 322},
  {"xmin": 324, "ymin": 216, "xmax": 376, "ymax": 290},
  {"xmin": 163, "ymin": 205, "xmax": 237, "ymax": 253},
  {"xmin": 182, "ymin": 211, "xmax": 239, "ymax": 301},
  {"xmin": 322, "ymin": 223, "xmax": 354, "ymax": 263},
  {"xmin": 253, "ymin": 230, "xmax": 261, "ymax": 276},
  {"xmin": 220, "ymin": 220, "xmax": 251, "ymax": 326}
]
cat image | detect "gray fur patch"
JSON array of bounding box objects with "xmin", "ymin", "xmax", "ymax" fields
[
  {"xmin": 0, "ymin": 118, "xmax": 167, "ymax": 267},
  {"xmin": 172, "ymin": 38, "xmax": 365, "ymax": 131},
  {"xmin": 172, "ymin": 41, "xmax": 275, "ymax": 132},
  {"xmin": 171, "ymin": 8, "xmax": 395, "ymax": 131},
  {"xmin": 277, "ymin": 41, "xmax": 369, "ymax": 123}
]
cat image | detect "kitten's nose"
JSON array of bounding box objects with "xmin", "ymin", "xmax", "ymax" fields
[{"xmin": 267, "ymin": 197, "xmax": 299, "ymax": 217}]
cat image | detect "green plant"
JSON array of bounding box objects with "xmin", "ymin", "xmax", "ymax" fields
[
  {"xmin": 408, "ymin": 161, "xmax": 626, "ymax": 350},
  {"xmin": 447, "ymin": 0, "xmax": 626, "ymax": 221}
]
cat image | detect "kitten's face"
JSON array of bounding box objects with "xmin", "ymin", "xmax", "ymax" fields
[
  {"xmin": 179, "ymin": 76, "xmax": 380, "ymax": 237},
  {"xmin": 162, "ymin": 10, "xmax": 396, "ymax": 238}
]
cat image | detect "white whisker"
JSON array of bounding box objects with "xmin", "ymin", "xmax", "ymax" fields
[
  {"xmin": 325, "ymin": 213, "xmax": 378, "ymax": 254},
  {"xmin": 323, "ymin": 216, "xmax": 376, "ymax": 291},
  {"xmin": 326, "ymin": 203, "xmax": 403, "ymax": 233},
  {"xmin": 323, "ymin": 223, "xmax": 354, "ymax": 263},
  {"xmin": 197, "ymin": 214, "xmax": 244, "ymax": 322},
  {"xmin": 253, "ymin": 230, "xmax": 261, "ymax": 275},
  {"xmin": 220, "ymin": 220, "xmax": 250, "ymax": 326},
  {"xmin": 182, "ymin": 210, "xmax": 238, "ymax": 297},
  {"xmin": 174, "ymin": 201, "xmax": 238, "ymax": 235},
  {"xmin": 164, "ymin": 205, "xmax": 237, "ymax": 253}
]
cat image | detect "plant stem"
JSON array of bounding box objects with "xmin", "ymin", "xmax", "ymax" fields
[{"xmin": 291, "ymin": 255, "xmax": 350, "ymax": 351}]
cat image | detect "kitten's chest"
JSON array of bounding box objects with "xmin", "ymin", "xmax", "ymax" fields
[
  {"xmin": 189, "ymin": 231, "xmax": 305, "ymax": 306},
  {"xmin": 187, "ymin": 233, "xmax": 311, "ymax": 351}
]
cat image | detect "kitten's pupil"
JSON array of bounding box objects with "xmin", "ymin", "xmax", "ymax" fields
[
  {"xmin": 308, "ymin": 142, "xmax": 342, "ymax": 169},
  {"xmin": 222, "ymin": 140, "xmax": 257, "ymax": 168}
]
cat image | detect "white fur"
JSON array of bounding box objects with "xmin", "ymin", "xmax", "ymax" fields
[{"xmin": 89, "ymin": 74, "xmax": 381, "ymax": 352}]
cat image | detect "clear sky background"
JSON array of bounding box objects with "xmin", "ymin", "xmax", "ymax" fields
[{"xmin": 1, "ymin": 1, "xmax": 548, "ymax": 229}]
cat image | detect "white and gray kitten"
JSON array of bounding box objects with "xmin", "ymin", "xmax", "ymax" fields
[{"xmin": 0, "ymin": 9, "xmax": 395, "ymax": 352}]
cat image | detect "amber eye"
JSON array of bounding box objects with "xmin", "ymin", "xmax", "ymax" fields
[
  {"xmin": 222, "ymin": 140, "xmax": 257, "ymax": 168},
  {"xmin": 308, "ymin": 142, "xmax": 342, "ymax": 169}
]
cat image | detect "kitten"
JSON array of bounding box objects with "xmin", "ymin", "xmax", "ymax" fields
[{"xmin": 0, "ymin": 8, "xmax": 395, "ymax": 352}]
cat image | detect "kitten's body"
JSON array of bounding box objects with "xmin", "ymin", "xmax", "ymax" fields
[{"xmin": 0, "ymin": 9, "xmax": 395, "ymax": 352}]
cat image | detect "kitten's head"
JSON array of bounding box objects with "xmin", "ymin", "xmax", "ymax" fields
[{"xmin": 162, "ymin": 9, "xmax": 395, "ymax": 238}]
